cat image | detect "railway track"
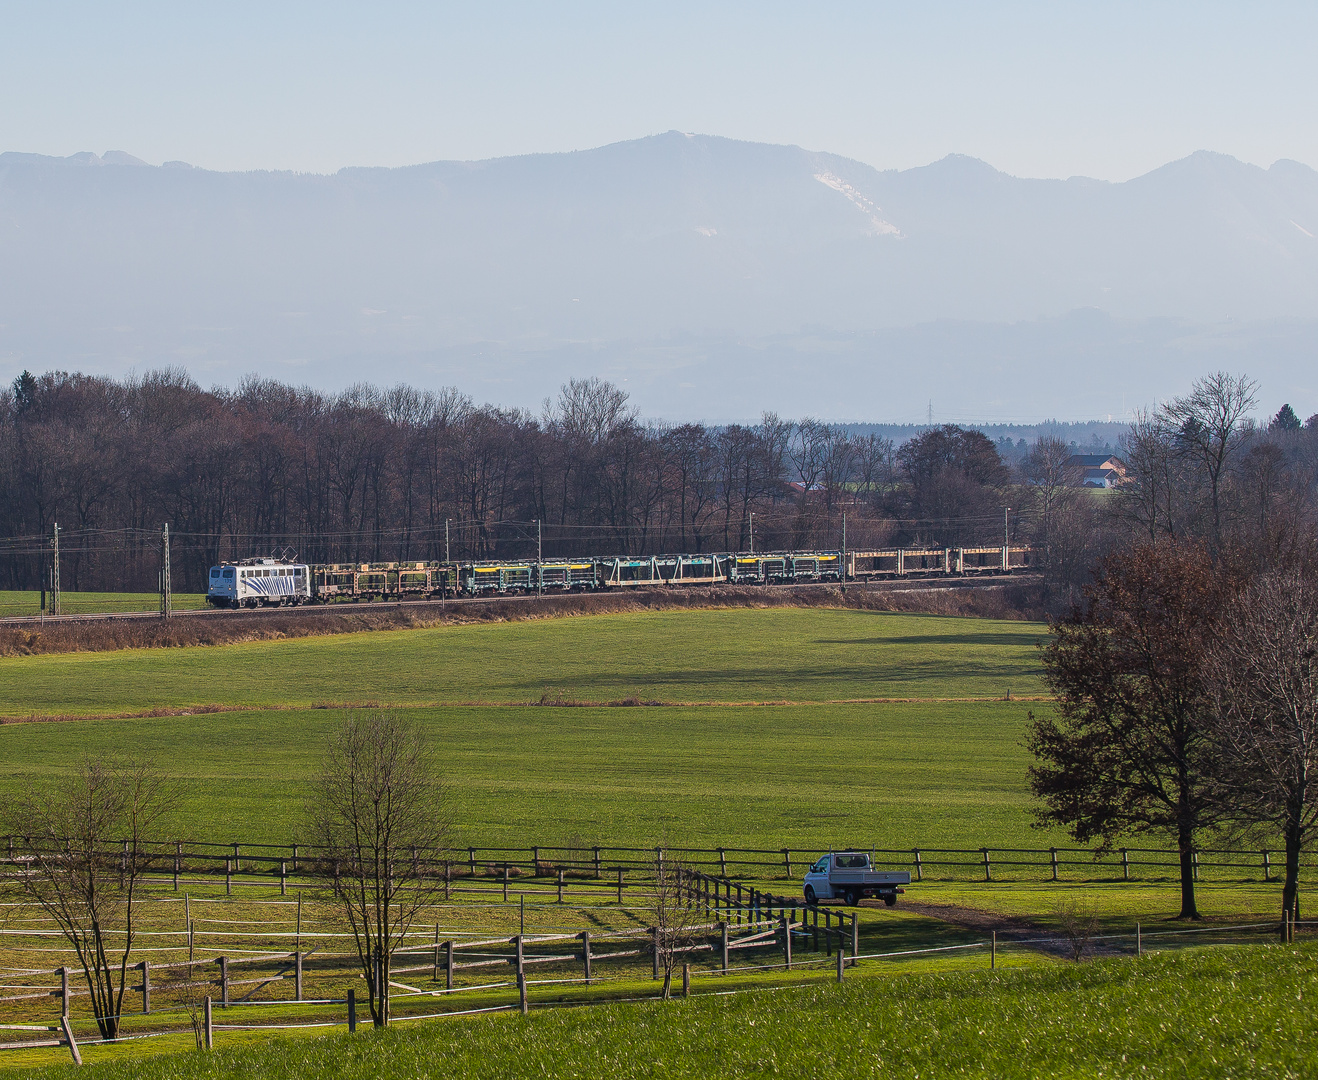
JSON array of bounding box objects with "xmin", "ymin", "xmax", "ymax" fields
[{"xmin": 0, "ymin": 573, "xmax": 1037, "ymax": 628}]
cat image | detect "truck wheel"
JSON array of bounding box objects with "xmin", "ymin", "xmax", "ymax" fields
[
  {"xmin": 845, "ymin": 890, "xmax": 859, "ymax": 907},
  {"xmin": 804, "ymin": 885, "xmax": 817, "ymax": 905},
  {"xmin": 883, "ymin": 893, "xmax": 897, "ymax": 907}
]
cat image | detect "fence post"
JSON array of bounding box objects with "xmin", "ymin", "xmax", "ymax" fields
[
  {"xmin": 720, "ymin": 922, "xmax": 729, "ymax": 974},
  {"xmin": 503, "ymin": 864, "xmax": 509, "ymax": 902},
  {"xmin": 218, "ymin": 957, "xmax": 229, "ymax": 1007},
  {"xmin": 718, "ymin": 847, "xmax": 727, "ymax": 876},
  {"xmin": 913, "ymin": 849, "xmax": 922, "ymax": 882},
  {"xmin": 532, "ymin": 846, "xmax": 539, "ymax": 874},
  {"xmin": 836, "ymin": 948, "xmax": 844, "ymax": 982},
  {"xmin": 174, "ymin": 841, "xmax": 181, "ymax": 890},
  {"xmin": 140, "ymin": 960, "xmax": 150, "ymax": 1013},
  {"xmin": 851, "ymin": 914, "xmax": 859, "ymax": 959},
  {"xmin": 782, "ymin": 849, "xmax": 792, "ymax": 878},
  {"xmin": 682, "ymin": 962, "xmax": 691, "ymax": 997},
  {"xmin": 292, "ymin": 843, "xmax": 298, "ymax": 873},
  {"xmin": 782, "ymin": 916, "xmax": 792, "ymax": 970},
  {"xmin": 59, "ymin": 966, "xmax": 70, "ymax": 1017},
  {"xmin": 982, "ymin": 848, "xmax": 992, "ymax": 882},
  {"xmin": 233, "ymin": 842, "xmax": 240, "ymax": 872},
  {"xmin": 582, "ymin": 931, "xmax": 592, "ymax": 984},
  {"xmin": 295, "ymin": 951, "xmax": 303, "ymax": 1001},
  {"xmin": 445, "ymin": 940, "xmax": 454, "ymax": 991},
  {"xmin": 348, "ymin": 988, "xmax": 357, "ymax": 1032},
  {"xmin": 616, "ymin": 867, "xmax": 624, "ymax": 904},
  {"xmin": 203, "ymin": 996, "xmax": 213, "ymax": 1050},
  {"xmin": 518, "ymin": 972, "xmax": 528, "ymax": 1015},
  {"xmin": 280, "ymin": 860, "xmax": 287, "ymax": 895},
  {"xmin": 593, "ymin": 846, "xmax": 601, "ymax": 878},
  {"xmin": 1050, "ymin": 848, "xmax": 1058, "ymax": 881},
  {"xmin": 225, "ymin": 858, "xmax": 232, "ymax": 895},
  {"xmin": 1121, "ymin": 849, "xmax": 1129, "ymax": 882},
  {"xmin": 468, "ymin": 846, "xmax": 476, "ymax": 875},
  {"xmin": 445, "ymin": 861, "xmax": 451, "ymax": 901},
  {"xmin": 557, "ymin": 869, "xmax": 564, "ymax": 903},
  {"xmin": 1263, "ymin": 850, "xmax": 1272, "ymax": 882},
  {"xmin": 1192, "ymin": 851, "xmax": 1199, "ymax": 882},
  {"xmin": 58, "ymin": 1013, "xmax": 82, "ymax": 1066}
]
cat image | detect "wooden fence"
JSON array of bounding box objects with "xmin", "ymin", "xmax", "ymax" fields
[{"xmin": 3, "ymin": 837, "xmax": 1307, "ymax": 890}]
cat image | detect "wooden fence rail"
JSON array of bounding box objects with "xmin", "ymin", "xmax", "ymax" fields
[{"xmin": 3, "ymin": 837, "xmax": 1312, "ymax": 887}]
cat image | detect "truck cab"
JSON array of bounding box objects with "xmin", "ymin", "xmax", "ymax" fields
[{"xmin": 802, "ymin": 851, "xmax": 911, "ymax": 907}]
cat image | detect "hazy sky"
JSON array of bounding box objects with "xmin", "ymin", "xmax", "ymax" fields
[{"xmin": 3, "ymin": 1, "xmax": 1314, "ymax": 180}]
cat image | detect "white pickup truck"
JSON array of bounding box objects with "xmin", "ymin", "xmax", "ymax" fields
[{"xmin": 802, "ymin": 852, "xmax": 911, "ymax": 907}]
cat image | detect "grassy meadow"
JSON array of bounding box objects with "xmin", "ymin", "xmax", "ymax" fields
[
  {"xmin": 0, "ymin": 608, "xmax": 1049, "ymax": 849},
  {"xmin": 1, "ymin": 604, "xmax": 1306, "ymax": 1077},
  {"xmin": 0, "ymin": 607, "xmax": 1043, "ymax": 713},
  {"xmin": 0, "ymin": 590, "xmax": 207, "ymax": 617},
  {"xmin": 23, "ymin": 945, "xmax": 1318, "ymax": 1079}
]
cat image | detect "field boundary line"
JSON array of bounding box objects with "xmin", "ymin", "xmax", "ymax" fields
[{"xmin": 0, "ymin": 695, "xmax": 1051, "ymax": 724}]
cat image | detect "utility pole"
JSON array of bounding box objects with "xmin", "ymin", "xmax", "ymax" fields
[
  {"xmin": 1004, "ymin": 507, "xmax": 1010, "ymax": 548},
  {"xmin": 50, "ymin": 523, "xmax": 61, "ymax": 616},
  {"xmin": 445, "ymin": 519, "xmax": 450, "ymax": 563},
  {"xmin": 537, "ymin": 519, "xmax": 542, "ymax": 595},
  {"xmin": 841, "ymin": 511, "xmax": 847, "ymax": 587},
  {"xmin": 160, "ymin": 523, "xmax": 172, "ymax": 619},
  {"xmin": 749, "ymin": 512, "xmax": 754, "ymax": 555}
]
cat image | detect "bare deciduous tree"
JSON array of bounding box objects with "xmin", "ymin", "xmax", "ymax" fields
[
  {"xmin": 306, "ymin": 712, "xmax": 452, "ymax": 1027},
  {"xmin": 1053, "ymin": 898, "xmax": 1101, "ymax": 962},
  {"xmin": 1206, "ymin": 567, "xmax": 1318, "ymax": 926},
  {"xmin": 650, "ymin": 851, "xmax": 701, "ymax": 1000},
  {"xmin": 1018, "ymin": 436, "xmax": 1080, "ymax": 571},
  {"xmin": 1, "ymin": 759, "xmax": 175, "ymax": 1041},
  {"xmin": 1162, "ymin": 371, "xmax": 1258, "ymax": 543}
]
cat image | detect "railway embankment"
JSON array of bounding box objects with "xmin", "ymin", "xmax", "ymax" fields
[{"xmin": 0, "ymin": 577, "xmax": 1042, "ymax": 657}]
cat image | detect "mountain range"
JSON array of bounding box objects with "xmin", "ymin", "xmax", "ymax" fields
[{"xmin": 2, "ymin": 132, "xmax": 1315, "ymax": 420}]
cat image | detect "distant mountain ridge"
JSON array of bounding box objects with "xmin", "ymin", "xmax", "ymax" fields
[{"xmin": 1, "ymin": 133, "xmax": 1315, "ymax": 420}]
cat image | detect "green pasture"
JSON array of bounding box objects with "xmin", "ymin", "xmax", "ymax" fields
[
  {"xmin": 0, "ymin": 701, "xmax": 1045, "ymax": 849},
  {"xmin": 0, "ymin": 590, "xmax": 206, "ymax": 617},
  {"xmin": 0, "ymin": 607, "xmax": 1044, "ymax": 715},
  {"xmin": 22, "ymin": 945, "xmax": 1318, "ymax": 1078},
  {"xmin": 0, "ymin": 608, "xmax": 1051, "ymax": 849}
]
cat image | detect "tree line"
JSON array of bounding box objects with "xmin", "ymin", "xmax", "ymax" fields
[
  {"xmin": 4, "ymin": 368, "xmax": 1318, "ymax": 603},
  {"xmin": 0, "ymin": 367, "xmax": 1063, "ymax": 592}
]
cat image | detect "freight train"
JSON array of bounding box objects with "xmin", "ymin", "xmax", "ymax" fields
[{"xmin": 206, "ymin": 546, "xmax": 1034, "ymax": 609}]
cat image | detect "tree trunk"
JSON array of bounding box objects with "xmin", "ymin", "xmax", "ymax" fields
[
  {"xmin": 662, "ymin": 968, "xmax": 672, "ymax": 1001},
  {"xmin": 1177, "ymin": 824, "xmax": 1200, "ymax": 920},
  {"xmin": 1283, "ymin": 815, "xmax": 1302, "ymax": 929}
]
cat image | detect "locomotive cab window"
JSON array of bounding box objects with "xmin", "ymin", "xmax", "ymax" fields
[{"xmin": 223, "ymin": 568, "xmax": 234, "ymax": 579}]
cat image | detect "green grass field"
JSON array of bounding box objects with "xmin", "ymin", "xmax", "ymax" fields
[
  {"xmin": 0, "ymin": 607, "xmax": 1044, "ymax": 714},
  {"xmin": 0, "ymin": 590, "xmax": 206, "ymax": 617},
  {"xmin": 0, "ymin": 609, "xmax": 1049, "ymax": 850},
  {"xmin": 23, "ymin": 945, "xmax": 1318, "ymax": 1079},
  {"xmin": 1, "ymin": 605, "xmax": 1306, "ymax": 1076}
]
